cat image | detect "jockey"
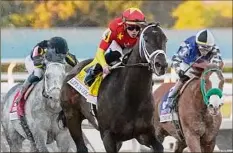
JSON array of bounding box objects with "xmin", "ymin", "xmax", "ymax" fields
[
  {"xmin": 84, "ymin": 7, "xmax": 146, "ymax": 86},
  {"xmin": 15, "ymin": 36, "xmax": 77, "ymax": 107},
  {"xmin": 167, "ymin": 29, "xmax": 223, "ymax": 108}
]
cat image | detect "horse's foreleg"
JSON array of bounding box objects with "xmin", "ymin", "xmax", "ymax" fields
[
  {"xmin": 174, "ymin": 140, "xmax": 186, "ymax": 153},
  {"xmin": 150, "ymin": 135, "xmax": 164, "ymax": 153},
  {"xmin": 201, "ymin": 139, "xmax": 216, "ymax": 153},
  {"xmin": 33, "ymin": 128, "xmax": 49, "ymax": 152},
  {"xmin": 137, "ymin": 133, "xmax": 164, "ymax": 153},
  {"xmin": 101, "ymin": 130, "xmax": 118, "ymax": 153},
  {"xmin": 29, "ymin": 141, "xmax": 39, "ymax": 152},
  {"xmin": 6, "ymin": 130, "xmax": 24, "ymax": 152},
  {"xmin": 55, "ymin": 130, "xmax": 75, "ymax": 152},
  {"xmin": 65, "ymin": 110, "xmax": 88, "ymax": 153},
  {"xmin": 184, "ymin": 132, "xmax": 201, "ymax": 152}
]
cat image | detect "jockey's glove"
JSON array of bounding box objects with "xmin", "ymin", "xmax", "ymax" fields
[
  {"xmin": 178, "ymin": 70, "xmax": 185, "ymax": 78},
  {"xmin": 65, "ymin": 52, "xmax": 78, "ymax": 67}
]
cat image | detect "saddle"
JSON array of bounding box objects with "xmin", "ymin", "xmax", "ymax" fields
[
  {"xmin": 9, "ymin": 84, "xmax": 35, "ymax": 120},
  {"xmin": 67, "ymin": 50, "xmax": 132, "ymax": 105}
]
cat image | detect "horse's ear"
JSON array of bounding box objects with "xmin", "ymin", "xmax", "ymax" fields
[
  {"xmin": 155, "ymin": 22, "xmax": 160, "ymax": 27},
  {"xmin": 147, "ymin": 22, "xmax": 160, "ymax": 27}
]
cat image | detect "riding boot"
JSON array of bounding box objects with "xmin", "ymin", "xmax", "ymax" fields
[
  {"xmin": 167, "ymin": 80, "xmax": 184, "ymax": 108},
  {"xmin": 16, "ymin": 73, "xmax": 41, "ymax": 115},
  {"xmin": 17, "ymin": 73, "xmax": 41, "ymax": 142},
  {"xmin": 84, "ymin": 64, "xmax": 102, "ymax": 86},
  {"xmin": 15, "ymin": 78, "xmax": 32, "ymax": 106}
]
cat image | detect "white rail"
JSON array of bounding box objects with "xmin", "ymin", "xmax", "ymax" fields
[{"xmin": 1, "ymin": 59, "xmax": 232, "ymax": 83}]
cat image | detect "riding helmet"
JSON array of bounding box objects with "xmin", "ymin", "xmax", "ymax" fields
[{"xmin": 47, "ymin": 37, "xmax": 69, "ymax": 54}]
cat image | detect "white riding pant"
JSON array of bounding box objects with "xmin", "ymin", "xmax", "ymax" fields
[
  {"xmin": 179, "ymin": 62, "xmax": 196, "ymax": 78},
  {"xmin": 105, "ymin": 40, "xmax": 124, "ymax": 60},
  {"xmin": 168, "ymin": 62, "xmax": 195, "ymax": 98},
  {"xmin": 24, "ymin": 55, "xmax": 44, "ymax": 78}
]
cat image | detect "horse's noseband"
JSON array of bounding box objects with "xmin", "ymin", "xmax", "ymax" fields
[
  {"xmin": 42, "ymin": 88, "xmax": 53, "ymax": 99},
  {"xmin": 139, "ymin": 24, "xmax": 166, "ymax": 73}
]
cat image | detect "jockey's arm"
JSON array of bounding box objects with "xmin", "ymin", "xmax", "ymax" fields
[
  {"xmin": 95, "ymin": 28, "xmax": 114, "ymax": 67},
  {"xmin": 209, "ymin": 45, "xmax": 224, "ymax": 69},
  {"xmin": 65, "ymin": 52, "xmax": 78, "ymax": 67},
  {"xmin": 171, "ymin": 42, "xmax": 190, "ymax": 73}
]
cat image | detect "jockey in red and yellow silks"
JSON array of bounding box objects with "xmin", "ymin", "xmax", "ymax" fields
[{"xmin": 84, "ymin": 7, "xmax": 146, "ymax": 86}]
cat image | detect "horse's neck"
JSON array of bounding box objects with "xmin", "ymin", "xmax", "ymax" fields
[
  {"xmin": 127, "ymin": 43, "xmax": 144, "ymax": 64},
  {"xmin": 26, "ymin": 79, "xmax": 45, "ymax": 111},
  {"xmin": 185, "ymin": 79, "xmax": 206, "ymax": 110},
  {"xmin": 121, "ymin": 43, "xmax": 153, "ymax": 98}
]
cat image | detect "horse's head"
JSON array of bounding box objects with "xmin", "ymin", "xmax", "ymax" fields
[
  {"xmin": 139, "ymin": 22, "xmax": 168, "ymax": 76},
  {"xmin": 43, "ymin": 62, "xmax": 66, "ymax": 109},
  {"xmin": 200, "ymin": 63, "xmax": 224, "ymax": 116}
]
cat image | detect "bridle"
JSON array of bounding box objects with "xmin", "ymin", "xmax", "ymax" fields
[
  {"xmin": 42, "ymin": 63, "xmax": 64, "ymax": 100},
  {"xmin": 111, "ymin": 23, "xmax": 167, "ymax": 73}
]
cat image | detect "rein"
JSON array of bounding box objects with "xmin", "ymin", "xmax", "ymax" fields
[
  {"xmin": 110, "ymin": 62, "xmax": 150, "ymax": 70},
  {"xmin": 42, "ymin": 79, "xmax": 53, "ymax": 100}
]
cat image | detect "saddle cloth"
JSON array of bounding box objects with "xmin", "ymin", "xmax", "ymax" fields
[
  {"xmin": 67, "ymin": 59, "xmax": 103, "ymax": 105},
  {"xmin": 9, "ymin": 85, "xmax": 34, "ymax": 121},
  {"xmin": 159, "ymin": 86, "xmax": 175, "ymax": 122},
  {"xmin": 159, "ymin": 77, "xmax": 197, "ymax": 123}
]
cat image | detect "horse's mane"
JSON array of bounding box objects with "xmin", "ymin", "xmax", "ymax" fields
[{"xmin": 204, "ymin": 63, "xmax": 221, "ymax": 71}]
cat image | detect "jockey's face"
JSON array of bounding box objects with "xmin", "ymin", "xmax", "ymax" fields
[
  {"xmin": 126, "ymin": 24, "xmax": 141, "ymax": 38},
  {"xmin": 198, "ymin": 44, "xmax": 213, "ymax": 56}
]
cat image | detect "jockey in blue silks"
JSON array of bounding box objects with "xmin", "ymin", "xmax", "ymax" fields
[{"xmin": 167, "ymin": 29, "xmax": 223, "ymax": 108}]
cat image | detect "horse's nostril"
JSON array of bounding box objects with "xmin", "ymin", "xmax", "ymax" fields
[{"xmin": 155, "ymin": 62, "xmax": 161, "ymax": 67}]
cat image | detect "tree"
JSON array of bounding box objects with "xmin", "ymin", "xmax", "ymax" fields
[
  {"xmin": 172, "ymin": 1, "xmax": 232, "ymax": 29},
  {"xmin": 4, "ymin": 1, "xmax": 144, "ymax": 28}
]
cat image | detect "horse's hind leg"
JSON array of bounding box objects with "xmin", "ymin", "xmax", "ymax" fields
[{"xmin": 101, "ymin": 130, "xmax": 118, "ymax": 153}]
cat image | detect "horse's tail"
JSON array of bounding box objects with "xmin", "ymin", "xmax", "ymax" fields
[{"xmin": 57, "ymin": 110, "xmax": 67, "ymax": 129}]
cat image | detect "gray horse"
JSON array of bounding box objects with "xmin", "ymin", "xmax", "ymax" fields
[{"xmin": 1, "ymin": 62, "xmax": 75, "ymax": 152}]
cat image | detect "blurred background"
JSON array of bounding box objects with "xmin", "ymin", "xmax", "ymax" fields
[{"xmin": 1, "ymin": 0, "xmax": 232, "ymax": 152}]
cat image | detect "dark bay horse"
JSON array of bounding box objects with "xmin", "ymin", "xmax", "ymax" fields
[
  {"xmin": 58, "ymin": 23, "xmax": 168, "ymax": 152},
  {"xmin": 153, "ymin": 63, "xmax": 224, "ymax": 152}
]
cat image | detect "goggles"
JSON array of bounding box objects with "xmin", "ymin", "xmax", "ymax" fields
[{"xmin": 126, "ymin": 25, "xmax": 141, "ymax": 31}]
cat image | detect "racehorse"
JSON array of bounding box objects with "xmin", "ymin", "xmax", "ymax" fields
[
  {"xmin": 1, "ymin": 61, "xmax": 74, "ymax": 152},
  {"xmin": 58, "ymin": 23, "xmax": 168, "ymax": 153},
  {"xmin": 152, "ymin": 63, "xmax": 224, "ymax": 152}
]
